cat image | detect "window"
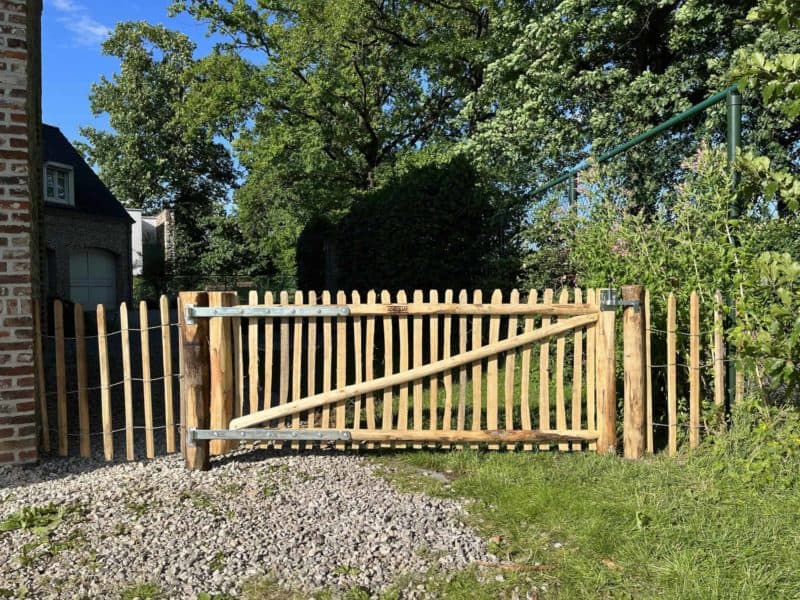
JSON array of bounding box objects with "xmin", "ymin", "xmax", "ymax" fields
[{"xmin": 44, "ymin": 162, "xmax": 74, "ymax": 205}]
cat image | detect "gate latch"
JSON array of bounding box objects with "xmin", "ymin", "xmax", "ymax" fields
[{"xmin": 600, "ymin": 289, "xmax": 640, "ymax": 311}]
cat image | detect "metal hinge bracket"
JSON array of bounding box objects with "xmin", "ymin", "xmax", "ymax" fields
[{"xmin": 599, "ymin": 289, "xmax": 640, "ymax": 312}]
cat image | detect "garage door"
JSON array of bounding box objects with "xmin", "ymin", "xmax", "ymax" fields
[{"xmin": 69, "ymin": 249, "xmax": 117, "ymax": 308}]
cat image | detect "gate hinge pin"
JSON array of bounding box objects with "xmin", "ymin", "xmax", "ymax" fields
[{"xmin": 600, "ymin": 290, "xmax": 641, "ymax": 312}]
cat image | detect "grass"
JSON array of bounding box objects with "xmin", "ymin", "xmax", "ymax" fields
[{"xmin": 376, "ymin": 449, "xmax": 800, "ymax": 599}]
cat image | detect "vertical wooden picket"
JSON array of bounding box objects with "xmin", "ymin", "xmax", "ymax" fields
[
  {"xmin": 263, "ymin": 291, "xmax": 274, "ymax": 413},
  {"xmin": 209, "ymin": 291, "xmax": 237, "ymax": 455},
  {"xmin": 120, "ymin": 301, "xmax": 134, "ymax": 461},
  {"xmin": 160, "ymin": 295, "xmax": 175, "ymax": 453},
  {"xmin": 504, "ymin": 290, "xmax": 519, "ymax": 440},
  {"xmin": 622, "ymin": 285, "xmax": 646, "ymax": 460},
  {"xmin": 487, "ymin": 289, "xmax": 501, "ymax": 448},
  {"xmin": 412, "ymin": 290, "xmax": 423, "ymax": 447},
  {"xmin": 645, "ymin": 289, "xmax": 653, "ymax": 453},
  {"xmin": 457, "ymin": 290, "xmax": 468, "ymax": 434},
  {"xmin": 442, "ymin": 289, "xmax": 454, "ymax": 446},
  {"xmin": 596, "ymin": 290, "xmax": 617, "ymax": 455},
  {"xmin": 74, "ymin": 304, "xmax": 90, "ymax": 457},
  {"xmin": 321, "ymin": 291, "xmax": 332, "ymax": 429},
  {"xmin": 689, "ymin": 291, "xmax": 701, "ymax": 449},
  {"xmin": 279, "ymin": 290, "xmax": 290, "ymax": 416},
  {"xmin": 397, "ymin": 290, "xmax": 409, "ymax": 448},
  {"xmin": 335, "ymin": 290, "xmax": 347, "ymax": 449},
  {"xmin": 429, "ymin": 290, "xmax": 439, "ymax": 436},
  {"xmin": 714, "ymin": 290, "xmax": 725, "ymax": 410},
  {"xmin": 471, "ymin": 289, "xmax": 483, "ymax": 439},
  {"xmin": 33, "ymin": 299, "xmax": 50, "ymax": 453},
  {"xmin": 586, "ymin": 289, "xmax": 597, "ymax": 451},
  {"xmin": 555, "ymin": 289, "xmax": 569, "ymax": 450},
  {"xmin": 291, "ymin": 291, "xmax": 304, "ymax": 447},
  {"xmin": 352, "ymin": 291, "xmax": 363, "ymax": 435},
  {"xmin": 233, "ymin": 313, "xmax": 244, "ymax": 419},
  {"xmin": 306, "ymin": 291, "xmax": 318, "ymax": 428},
  {"xmin": 539, "ymin": 289, "xmax": 553, "ymax": 449},
  {"xmin": 97, "ymin": 304, "xmax": 112, "ymax": 460},
  {"xmin": 571, "ymin": 289, "xmax": 583, "ymax": 451},
  {"xmin": 365, "ymin": 290, "xmax": 377, "ymax": 439},
  {"xmin": 520, "ymin": 289, "xmax": 537, "ymax": 450},
  {"xmin": 667, "ymin": 293, "xmax": 678, "ymax": 456},
  {"xmin": 54, "ymin": 300, "xmax": 67, "ymax": 456},
  {"xmin": 380, "ymin": 290, "xmax": 393, "ymax": 441},
  {"xmin": 140, "ymin": 301, "xmax": 154, "ymax": 459},
  {"xmin": 248, "ymin": 291, "xmax": 259, "ymax": 416}
]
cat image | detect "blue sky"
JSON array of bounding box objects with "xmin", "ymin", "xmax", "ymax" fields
[{"xmin": 42, "ymin": 0, "xmax": 217, "ymax": 143}]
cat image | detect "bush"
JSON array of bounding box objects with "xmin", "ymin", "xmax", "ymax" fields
[{"xmin": 297, "ymin": 155, "xmax": 520, "ymax": 292}]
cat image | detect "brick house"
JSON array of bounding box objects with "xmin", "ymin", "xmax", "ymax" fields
[
  {"xmin": 0, "ymin": 0, "xmax": 42, "ymax": 465},
  {"xmin": 42, "ymin": 123, "xmax": 133, "ymax": 308}
]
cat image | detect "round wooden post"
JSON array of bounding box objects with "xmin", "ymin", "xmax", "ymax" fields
[
  {"xmin": 596, "ymin": 289, "xmax": 617, "ymax": 455},
  {"xmin": 179, "ymin": 292, "xmax": 210, "ymax": 471},
  {"xmin": 209, "ymin": 291, "xmax": 239, "ymax": 455},
  {"xmin": 622, "ymin": 285, "xmax": 646, "ymax": 459}
]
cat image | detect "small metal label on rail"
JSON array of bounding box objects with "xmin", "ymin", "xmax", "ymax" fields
[{"xmin": 186, "ymin": 428, "xmax": 352, "ymax": 446}]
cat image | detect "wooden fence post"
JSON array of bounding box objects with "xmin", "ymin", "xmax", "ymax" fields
[
  {"xmin": 622, "ymin": 285, "xmax": 646, "ymax": 459},
  {"xmin": 596, "ymin": 289, "xmax": 616, "ymax": 455},
  {"xmin": 179, "ymin": 291, "xmax": 211, "ymax": 471},
  {"xmin": 209, "ymin": 291, "xmax": 238, "ymax": 455}
]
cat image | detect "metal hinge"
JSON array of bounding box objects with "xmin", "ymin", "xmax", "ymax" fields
[
  {"xmin": 186, "ymin": 428, "xmax": 352, "ymax": 447},
  {"xmin": 599, "ymin": 289, "xmax": 640, "ymax": 312}
]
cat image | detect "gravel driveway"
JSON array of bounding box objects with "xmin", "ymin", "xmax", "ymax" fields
[{"xmin": 0, "ymin": 449, "xmax": 490, "ymax": 598}]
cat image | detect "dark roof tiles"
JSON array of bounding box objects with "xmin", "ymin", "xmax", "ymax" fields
[{"xmin": 42, "ymin": 124, "xmax": 133, "ymax": 223}]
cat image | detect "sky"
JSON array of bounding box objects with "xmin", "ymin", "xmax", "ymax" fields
[{"xmin": 42, "ymin": 0, "xmax": 219, "ymax": 143}]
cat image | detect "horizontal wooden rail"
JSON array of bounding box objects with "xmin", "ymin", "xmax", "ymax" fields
[
  {"xmin": 349, "ymin": 429, "xmax": 598, "ymax": 443},
  {"xmin": 230, "ymin": 312, "xmax": 598, "ymax": 429}
]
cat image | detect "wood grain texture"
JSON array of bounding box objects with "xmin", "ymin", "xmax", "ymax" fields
[
  {"xmin": 596, "ymin": 290, "xmax": 617, "ymax": 455},
  {"xmin": 471, "ymin": 289, "xmax": 483, "ymax": 436},
  {"xmin": 54, "ymin": 300, "xmax": 67, "ymax": 457},
  {"xmin": 622, "ymin": 285, "xmax": 646, "ymax": 460},
  {"xmin": 380, "ymin": 290, "xmax": 393, "ymax": 437},
  {"xmin": 457, "ymin": 290, "xmax": 468, "ymax": 434},
  {"xmin": 335, "ymin": 290, "xmax": 347, "ymax": 449},
  {"xmin": 396, "ymin": 290, "xmax": 409, "ymax": 448},
  {"xmin": 429, "ymin": 290, "xmax": 439, "ymax": 436},
  {"xmin": 487, "ymin": 290, "xmax": 502, "ymax": 449},
  {"xmin": 520, "ymin": 289, "xmax": 537, "ymax": 450},
  {"xmin": 248, "ymin": 291, "xmax": 260, "ymax": 416},
  {"xmin": 209, "ymin": 291, "xmax": 238, "ymax": 455},
  {"xmin": 555, "ymin": 289, "xmax": 569, "ymax": 451},
  {"xmin": 504, "ymin": 290, "xmax": 519, "ymax": 443},
  {"xmin": 97, "ymin": 304, "xmax": 112, "ymax": 460},
  {"xmin": 667, "ymin": 293, "xmax": 678, "ymax": 456},
  {"xmin": 571, "ymin": 289, "xmax": 583, "ymax": 452},
  {"xmin": 140, "ymin": 301, "xmax": 154, "ymax": 459},
  {"xmin": 33, "ymin": 300, "xmax": 50, "ymax": 453},
  {"xmin": 291, "ymin": 291, "xmax": 304, "ymax": 448},
  {"xmin": 586, "ymin": 289, "xmax": 597, "ymax": 451},
  {"xmin": 263, "ymin": 291, "xmax": 274, "ymax": 415},
  {"xmin": 306, "ymin": 291, "xmax": 318, "ymax": 428},
  {"xmin": 412, "ymin": 290, "xmax": 423, "ymax": 447},
  {"xmin": 75, "ymin": 304, "xmax": 90, "ymax": 457},
  {"xmin": 160, "ymin": 295, "xmax": 175, "ymax": 453},
  {"xmin": 365, "ymin": 290, "xmax": 377, "ymax": 440},
  {"xmin": 689, "ymin": 291, "xmax": 701, "ymax": 449},
  {"xmin": 322, "ymin": 291, "xmax": 333, "ymax": 429},
  {"xmin": 538, "ymin": 289, "xmax": 554, "ymax": 450},
  {"xmin": 120, "ymin": 302, "xmax": 134, "ymax": 460},
  {"xmin": 179, "ymin": 292, "xmax": 210, "ymax": 471}
]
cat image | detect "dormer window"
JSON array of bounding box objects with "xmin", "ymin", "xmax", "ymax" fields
[{"xmin": 44, "ymin": 162, "xmax": 74, "ymax": 205}]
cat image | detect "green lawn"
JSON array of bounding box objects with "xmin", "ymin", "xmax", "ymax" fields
[{"xmin": 374, "ymin": 448, "xmax": 800, "ymax": 599}]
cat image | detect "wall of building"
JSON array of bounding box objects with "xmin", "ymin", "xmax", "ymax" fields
[
  {"xmin": 0, "ymin": 0, "xmax": 42, "ymax": 464},
  {"xmin": 44, "ymin": 208, "xmax": 132, "ymax": 305}
]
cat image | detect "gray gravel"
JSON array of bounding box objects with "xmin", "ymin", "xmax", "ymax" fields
[{"xmin": 0, "ymin": 448, "xmax": 491, "ymax": 598}]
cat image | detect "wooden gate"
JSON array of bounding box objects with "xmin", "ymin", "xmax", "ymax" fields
[{"xmin": 178, "ymin": 287, "xmax": 645, "ymax": 470}]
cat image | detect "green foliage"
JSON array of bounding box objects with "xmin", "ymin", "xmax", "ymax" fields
[
  {"xmin": 0, "ymin": 503, "xmax": 84, "ymax": 535},
  {"xmin": 171, "ymin": 0, "xmax": 503, "ymax": 280},
  {"xmin": 704, "ymin": 397, "xmax": 800, "ymax": 488},
  {"xmin": 297, "ymin": 156, "xmax": 520, "ymax": 292},
  {"xmin": 119, "ymin": 582, "xmax": 163, "ymax": 600},
  {"xmin": 78, "ymin": 21, "xmax": 241, "ymax": 288},
  {"xmin": 733, "ymin": 252, "xmax": 800, "ymax": 391}
]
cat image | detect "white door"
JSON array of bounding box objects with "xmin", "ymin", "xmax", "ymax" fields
[{"xmin": 69, "ymin": 249, "xmax": 117, "ymax": 308}]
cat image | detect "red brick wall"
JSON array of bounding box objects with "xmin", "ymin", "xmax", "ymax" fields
[{"xmin": 0, "ymin": 0, "xmax": 42, "ymax": 464}]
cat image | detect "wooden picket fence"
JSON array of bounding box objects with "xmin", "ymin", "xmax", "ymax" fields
[{"xmin": 34, "ymin": 287, "xmax": 739, "ymax": 463}]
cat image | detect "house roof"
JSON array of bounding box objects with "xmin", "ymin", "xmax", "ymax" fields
[{"xmin": 42, "ymin": 124, "xmax": 133, "ymax": 223}]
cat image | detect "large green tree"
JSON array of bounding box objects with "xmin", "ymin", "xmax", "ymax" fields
[
  {"xmin": 171, "ymin": 0, "xmax": 506, "ymax": 279},
  {"xmin": 78, "ymin": 21, "xmax": 241, "ymax": 288},
  {"xmin": 463, "ymin": 0, "xmax": 797, "ymax": 213}
]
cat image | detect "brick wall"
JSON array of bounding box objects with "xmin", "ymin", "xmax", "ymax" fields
[{"xmin": 0, "ymin": 0, "xmax": 42, "ymax": 464}]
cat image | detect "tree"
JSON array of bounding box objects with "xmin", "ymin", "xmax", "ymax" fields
[
  {"xmin": 170, "ymin": 0, "xmax": 506, "ymax": 280},
  {"xmin": 463, "ymin": 0, "xmax": 793, "ymax": 213},
  {"xmin": 78, "ymin": 21, "xmax": 239, "ymax": 288}
]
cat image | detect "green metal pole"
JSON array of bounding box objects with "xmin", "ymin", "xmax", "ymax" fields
[
  {"xmin": 726, "ymin": 88, "xmax": 742, "ymax": 409},
  {"xmin": 568, "ymin": 174, "xmax": 577, "ymax": 208}
]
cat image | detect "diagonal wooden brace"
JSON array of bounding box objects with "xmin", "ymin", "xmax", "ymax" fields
[{"xmin": 229, "ymin": 313, "xmax": 599, "ymax": 429}]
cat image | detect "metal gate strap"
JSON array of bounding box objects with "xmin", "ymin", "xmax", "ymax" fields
[
  {"xmin": 185, "ymin": 304, "xmax": 350, "ymax": 324},
  {"xmin": 186, "ymin": 428, "xmax": 352, "ymax": 446}
]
